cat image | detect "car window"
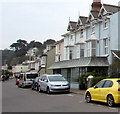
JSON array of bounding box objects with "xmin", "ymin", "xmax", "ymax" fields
[
  {"xmin": 44, "ymin": 76, "xmax": 47, "ymax": 81},
  {"xmin": 41, "ymin": 76, "xmax": 45, "ymax": 81},
  {"xmin": 95, "ymin": 80, "xmax": 106, "ymax": 88},
  {"xmin": 117, "ymin": 80, "xmax": 120, "ymax": 84},
  {"xmin": 48, "ymin": 76, "xmax": 66, "ymax": 82},
  {"xmin": 103, "ymin": 80, "xmax": 113, "ymax": 88}
]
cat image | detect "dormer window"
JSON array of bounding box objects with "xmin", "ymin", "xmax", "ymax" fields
[
  {"xmin": 104, "ymin": 18, "xmax": 108, "ymax": 29},
  {"xmin": 91, "ymin": 22, "xmax": 95, "ymax": 34},
  {"xmin": 80, "ymin": 29, "xmax": 83, "ymax": 38}
]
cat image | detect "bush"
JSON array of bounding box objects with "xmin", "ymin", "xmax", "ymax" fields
[
  {"xmin": 91, "ymin": 76, "xmax": 108, "ymax": 87},
  {"xmin": 79, "ymin": 72, "xmax": 108, "ymax": 90}
]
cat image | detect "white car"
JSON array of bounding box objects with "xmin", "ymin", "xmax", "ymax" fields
[{"xmin": 38, "ymin": 74, "xmax": 70, "ymax": 94}]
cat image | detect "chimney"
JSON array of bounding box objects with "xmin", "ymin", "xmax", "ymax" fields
[{"xmin": 91, "ymin": 0, "xmax": 102, "ymax": 12}]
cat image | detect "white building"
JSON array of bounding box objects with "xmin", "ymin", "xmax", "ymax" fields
[{"xmin": 50, "ymin": 0, "xmax": 120, "ymax": 89}]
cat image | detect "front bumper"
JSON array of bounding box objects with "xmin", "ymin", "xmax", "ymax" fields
[{"xmin": 50, "ymin": 86, "xmax": 70, "ymax": 92}]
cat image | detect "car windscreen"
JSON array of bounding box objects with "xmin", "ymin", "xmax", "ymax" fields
[
  {"xmin": 26, "ymin": 74, "xmax": 38, "ymax": 79},
  {"xmin": 48, "ymin": 76, "xmax": 66, "ymax": 82}
]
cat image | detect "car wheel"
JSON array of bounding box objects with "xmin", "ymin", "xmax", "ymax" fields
[
  {"xmin": 38, "ymin": 86, "xmax": 41, "ymax": 93},
  {"xmin": 85, "ymin": 92, "xmax": 91, "ymax": 103},
  {"xmin": 107, "ymin": 95, "xmax": 114, "ymax": 107},
  {"xmin": 21, "ymin": 83, "xmax": 25, "ymax": 88},
  {"xmin": 47, "ymin": 87, "xmax": 50, "ymax": 94},
  {"xmin": 35, "ymin": 86, "xmax": 39, "ymax": 91},
  {"xmin": 31, "ymin": 86, "xmax": 34, "ymax": 90}
]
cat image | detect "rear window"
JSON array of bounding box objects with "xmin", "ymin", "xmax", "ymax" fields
[{"xmin": 26, "ymin": 74, "xmax": 38, "ymax": 79}]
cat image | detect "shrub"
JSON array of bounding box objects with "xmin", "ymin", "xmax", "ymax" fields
[{"xmin": 79, "ymin": 72, "xmax": 108, "ymax": 90}]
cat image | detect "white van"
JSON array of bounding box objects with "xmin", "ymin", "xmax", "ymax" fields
[{"xmin": 18, "ymin": 72, "xmax": 39, "ymax": 88}]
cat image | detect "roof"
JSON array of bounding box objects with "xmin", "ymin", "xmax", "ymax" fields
[
  {"xmin": 49, "ymin": 57, "xmax": 109, "ymax": 69},
  {"xmin": 78, "ymin": 16, "xmax": 87, "ymax": 25},
  {"xmin": 67, "ymin": 21, "xmax": 77, "ymax": 31},
  {"xmin": 103, "ymin": 4, "xmax": 120, "ymax": 14},
  {"xmin": 55, "ymin": 39, "xmax": 64, "ymax": 45},
  {"xmin": 91, "ymin": 11, "xmax": 99, "ymax": 18}
]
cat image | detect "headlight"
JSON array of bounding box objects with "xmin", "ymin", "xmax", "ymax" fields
[{"xmin": 50, "ymin": 84, "xmax": 55, "ymax": 87}]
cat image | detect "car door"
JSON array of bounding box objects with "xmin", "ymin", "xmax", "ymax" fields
[
  {"xmin": 100, "ymin": 80, "xmax": 113, "ymax": 101},
  {"xmin": 42, "ymin": 76, "xmax": 48, "ymax": 91},
  {"xmin": 91, "ymin": 80, "xmax": 106, "ymax": 101},
  {"xmin": 39, "ymin": 76, "xmax": 44, "ymax": 90}
]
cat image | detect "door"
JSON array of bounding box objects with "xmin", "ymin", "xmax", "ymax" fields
[
  {"xmin": 100, "ymin": 80, "xmax": 113, "ymax": 101},
  {"xmin": 91, "ymin": 80, "xmax": 106, "ymax": 101}
]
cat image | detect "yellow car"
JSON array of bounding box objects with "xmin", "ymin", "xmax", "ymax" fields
[{"xmin": 85, "ymin": 78, "xmax": 120, "ymax": 106}]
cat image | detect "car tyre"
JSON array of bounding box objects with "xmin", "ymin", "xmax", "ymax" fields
[
  {"xmin": 85, "ymin": 92, "xmax": 92, "ymax": 103},
  {"xmin": 107, "ymin": 95, "xmax": 114, "ymax": 107},
  {"xmin": 47, "ymin": 87, "xmax": 51, "ymax": 94},
  {"xmin": 38, "ymin": 86, "xmax": 41, "ymax": 93}
]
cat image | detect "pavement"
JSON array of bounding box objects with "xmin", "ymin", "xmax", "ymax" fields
[{"xmin": 70, "ymin": 88, "xmax": 86, "ymax": 95}]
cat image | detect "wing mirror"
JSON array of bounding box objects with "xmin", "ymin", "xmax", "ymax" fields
[
  {"xmin": 44, "ymin": 79, "xmax": 48, "ymax": 82},
  {"xmin": 93, "ymin": 85, "xmax": 98, "ymax": 89}
]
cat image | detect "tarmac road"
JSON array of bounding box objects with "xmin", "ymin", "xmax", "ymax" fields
[{"xmin": 2, "ymin": 79, "xmax": 120, "ymax": 112}]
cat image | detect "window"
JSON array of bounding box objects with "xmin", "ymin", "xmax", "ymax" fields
[
  {"xmin": 80, "ymin": 29, "xmax": 83, "ymax": 38},
  {"xmin": 87, "ymin": 42, "xmax": 90, "ymax": 57},
  {"xmin": 80, "ymin": 44, "xmax": 84, "ymax": 57},
  {"xmin": 91, "ymin": 41, "xmax": 96, "ymax": 56},
  {"xmin": 104, "ymin": 39, "xmax": 108, "ymax": 55},
  {"xmin": 91, "ymin": 23, "xmax": 95, "ymax": 34},
  {"xmin": 69, "ymin": 50, "xmax": 73, "ymax": 60},
  {"xmin": 59, "ymin": 44, "xmax": 61, "ymax": 50},
  {"xmin": 103, "ymin": 80, "xmax": 113, "ymax": 88},
  {"xmin": 86, "ymin": 41, "xmax": 96, "ymax": 57},
  {"xmin": 104, "ymin": 18, "xmax": 108, "ymax": 28},
  {"xmin": 58, "ymin": 55, "xmax": 60, "ymax": 61},
  {"xmin": 95, "ymin": 80, "xmax": 106, "ymax": 88}
]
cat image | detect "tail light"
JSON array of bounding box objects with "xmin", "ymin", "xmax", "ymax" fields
[{"xmin": 118, "ymin": 88, "xmax": 120, "ymax": 91}]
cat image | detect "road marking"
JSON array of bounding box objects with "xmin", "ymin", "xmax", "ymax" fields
[
  {"xmin": 67, "ymin": 94, "xmax": 74, "ymax": 97},
  {"xmin": 109, "ymin": 107, "xmax": 118, "ymax": 110},
  {"xmin": 79, "ymin": 101, "xmax": 84, "ymax": 103}
]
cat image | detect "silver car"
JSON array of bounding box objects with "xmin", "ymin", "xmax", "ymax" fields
[{"xmin": 38, "ymin": 74, "xmax": 70, "ymax": 94}]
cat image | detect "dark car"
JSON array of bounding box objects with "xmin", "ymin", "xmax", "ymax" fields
[{"xmin": 31, "ymin": 77, "xmax": 41, "ymax": 91}]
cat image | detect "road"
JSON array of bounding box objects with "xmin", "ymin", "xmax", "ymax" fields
[{"xmin": 2, "ymin": 79, "xmax": 119, "ymax": 112}]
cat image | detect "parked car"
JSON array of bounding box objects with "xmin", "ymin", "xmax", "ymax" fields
[
  {"xmin": 16, "ymin": 75, "xmax": 20, "ymax": 85},
  {"xmin": 18, "ymin": 72, "xmax": 39, "ymax": 88},
  {"xmin": 1, "ymin": 75, "xmax": 9, "ymax": 81},
  {"xmin": 85, "ymin": 78, "xmax": 120, "ymax": 107},
  {"xmin": 38, "ymin": 74, "xmax": 70, "ymax": 94},
  {"xmin": 31, "ymin": 77, "xmax": 41, "ymax": 91}
]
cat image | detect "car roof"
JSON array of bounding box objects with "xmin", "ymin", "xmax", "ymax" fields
[
  {"xmin": 26, "ymin": 72, "xmax": 38, "ymax": 74},
  {"xmin": 103, "ymin": 78, "xmax": 120, "ymax": 81},
  {"xmin": 42, "ymin": 74, "xmax": 62, "ymax": 77}
]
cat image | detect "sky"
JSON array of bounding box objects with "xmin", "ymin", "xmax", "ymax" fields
[{"xmin": 0, "ymin": 0, "xmax": 120, "ymax": 50}]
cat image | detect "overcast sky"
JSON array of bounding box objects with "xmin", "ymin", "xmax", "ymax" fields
[{"xmin": 0, "ymin": 0, "xmax": 120, "ymax": 50}]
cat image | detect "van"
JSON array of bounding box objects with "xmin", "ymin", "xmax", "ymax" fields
[{"xmin": 18, "ymin": 72, "xmax": 39, "ymax": 88}]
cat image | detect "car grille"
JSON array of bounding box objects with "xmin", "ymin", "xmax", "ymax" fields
[{"xmin": 51, "ymin": 88, "xmax": 70, "ymax": 91}]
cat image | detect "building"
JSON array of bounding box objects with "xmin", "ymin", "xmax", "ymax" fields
[
  {"xmin": 39, "ymin": 45, "xmax": 55, "ymax": 75},
  {"xmin": 55, "ymin": 39, "xmax": 64, "ymax": 62},
  {"xmin": 50, "ymin": 0, "xmax": 120, "ymax": 89}
]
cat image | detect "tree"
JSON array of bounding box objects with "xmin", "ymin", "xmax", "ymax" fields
[{"xmin": 43, "ymin": 39, "xmax": 56, "ymax": 48}]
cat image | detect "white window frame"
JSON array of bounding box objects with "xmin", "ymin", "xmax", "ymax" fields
[
  {"xmin": 104, "ymin": 18, "xmax": 108, "ymax": 29},
  {"xmin": 91, "ymin": 41, "xmax": 96, "ymax": 56},
  {"xmin": 104, "ymin": 38, "xmax": 108, "ymax": 55},
  {"xmin": 80, "ymin": 44, "xmax": 84, "ymax": 57},
  {"xmin": 91, "ymin": 22, "xmax": 95, "ymax": 34},
  {"xmin": 80, "ymin": 29, "xmax": 83, "ymax": 38}
]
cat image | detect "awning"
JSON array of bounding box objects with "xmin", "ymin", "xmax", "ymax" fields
[{"xmin": 49, "ymin": 57, "xmax": 109, "ymax": 69}]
